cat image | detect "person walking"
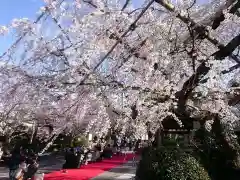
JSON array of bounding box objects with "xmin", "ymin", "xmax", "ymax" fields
[
  {"xmin": 62, "ymin": 148, "xmax": 77, "ymax": 169},
  {"xmin": 23, "ymin": 153, "xmax": 39, "ymax": 180},
  {"xmin": 8, "ymin": 147, "xmax": 26, "ymax": 180}
]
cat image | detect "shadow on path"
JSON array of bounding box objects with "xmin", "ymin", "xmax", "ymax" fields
[{"xmin": 92, "ymin": 161, "xmax": 137, "ymax": 180}]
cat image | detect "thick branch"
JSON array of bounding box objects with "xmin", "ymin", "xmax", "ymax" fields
[
  {"xmin": 214, "ymin": 34, "xmax": 240, "ymax": 60},
  {"xmin": 155, "ymin": 0, "xmax": 240, "ymax": 64},
  {"xmin": 175, "ymin": 61, "xmax": 210, "ymax": 115},
  {"xmin": 222, "ymin": 63, "xmax": 240, "ymax": 74},
  {"xmin": 229, "ymin": 0, "xmax": 240, "ymax": 16},
  {"xmin": 228, "ymin": 94, "xmax": 240, "ymax": 106},
  {"xmin": 204, "ymin": 0, "xmax": 237, "ymax": 24}
]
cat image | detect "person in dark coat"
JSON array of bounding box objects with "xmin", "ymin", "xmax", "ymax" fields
[
  {"xmin": 23, "ymin": 153, "xmax": 39, "ymax": 180},
  {"xmin": 101, "ymin": 144, "xmax": 113, "ymax": 159},
  {"xmin": 134, "ymin": 139, "xmax": 141, "ymax": 154},
  {"xmin": 8, "ymin": 147, "xmax": 25, "ymax": 180},
  {"xmin": 75, "ymin": 148, "xmax": 83, "ymax": 168},
  {"xmin": 63, "ymin": 148, "xmax": 77, "ymax": 169}
]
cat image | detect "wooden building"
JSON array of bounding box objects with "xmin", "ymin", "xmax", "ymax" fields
[{"xmin": 160, "ymin": 116, "xmax": 200, "ymax": 146}]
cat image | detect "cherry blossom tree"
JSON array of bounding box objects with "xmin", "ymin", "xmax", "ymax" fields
[{"xmin": 0, "ymin": 0, "xmax": 239, "ymax": 168}]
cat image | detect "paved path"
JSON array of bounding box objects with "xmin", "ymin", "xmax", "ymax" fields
[
  {"xmin": 0, "ymin": 153, "xmax": 138, "ymax": 180},
  {"xmin": 92, "ymin": 159, "xmax": 138, "ymax": 180}
]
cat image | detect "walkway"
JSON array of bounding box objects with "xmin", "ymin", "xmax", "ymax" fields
[
  {"xmin": 92, "ymin": 159, "xmax": 137, "ymax": 180},
  {"xmin": 0, "ymin": 153, "xmax": 138, "ymax": 180},
  {"xmin": 44, "ymin": 153, "xmax": 137, "ymax": 180}
]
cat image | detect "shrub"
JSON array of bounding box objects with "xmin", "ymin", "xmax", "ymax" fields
[
  {"xmin": 72, "ymin": 136, "xmax": 88, "ymax": 147},
  {"xmin": 136, "ymin": 145, "xmax": 210, "ymax": 180}
]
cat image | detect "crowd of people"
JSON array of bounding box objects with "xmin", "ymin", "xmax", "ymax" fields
[
  {"xmin": 6, "ymin": 146, "xmax": 39, "ymax": 180},
  {"xmin": 3, "ymin": 135, "xmax": 148, "ymax": 179},
  {"xmin": 62, "ymin": 144, "xmax": 113, "ymax": 170},
  {"xmin": 62, "ymin": 136, "xmax": 148, "ymax": 170}
]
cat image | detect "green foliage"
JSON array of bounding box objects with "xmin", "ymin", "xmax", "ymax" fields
[
  {"xmin": 72, "ymin": 136, "xmax": 88, "ymax": 147},
  {"xmin": 9, "ymin": 133, "xmax": 31, "ymax": 151},
  {"xmin": 162, "ymin": 136, "xmax": 180, "ymax": 147},
  {"xmin": 193, "ymin": 128, "xmax": 240, "ymax": 180},
  {"xmin": 136, "ymin": 143, "xmax": 210, "ymax": 180}
]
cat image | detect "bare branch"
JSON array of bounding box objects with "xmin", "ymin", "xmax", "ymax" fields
[
  {"xmin": 222, "ymin": 64, "xmax": 240, "ymax": 74},
  {"xmin": 214, "ymin": 34, "xmax": 240, "ymax": 60},
  {"xmin": 82, "ymin": 0, "xmax": 98, "ymax": 8},
  {"xmin": 229, "ymin": 0, "xmax": 240, "ymax": 16},
  {"xmin": 122, "ymin": 0, "xmax": 131, "ymax": 11}
]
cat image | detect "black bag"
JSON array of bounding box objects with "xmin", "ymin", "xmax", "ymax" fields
[{"xmin": 24, "ymin": 162, "xmax": 39, "ymax": 179}]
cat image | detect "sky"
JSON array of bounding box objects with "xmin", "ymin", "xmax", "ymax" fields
[{"xmin": 0, "ymin": 0, "xmax": 45, "ymax": 55}]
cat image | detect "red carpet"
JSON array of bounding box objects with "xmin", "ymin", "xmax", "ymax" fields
[{"xmin": 44, "ymin": 154, "xmax": 135, "ymax": 180}]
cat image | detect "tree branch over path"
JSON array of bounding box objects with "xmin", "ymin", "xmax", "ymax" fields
[
  {"xmin": 175, "ymin": 61, "xmax": 210, "ymax": 116},
  {"xmin": 78, "ymin": 0, "xmax": 155, "ymax": 86},
  {"xmin": 154, "ymin": 0, "xmax": 240, "ymax": 113},
  {"xmin": 155, "ymin": 0, "xmax": 240, "ymax": 125},
  {"xmin": 154, "ymin": 0, "xmax": 240, "ymax": 170},
  {"xmin": 201, "ymin": 0, "xmax": 237, "ymax": 27},
  {"xmin": 154, "ymin": 0, "xmax": 240, "ymax": 64}
]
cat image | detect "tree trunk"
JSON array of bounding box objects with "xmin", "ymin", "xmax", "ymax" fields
[
  {"xmin": 29, "ymin": 120, "xmax": 38, "ymax": 145},
  {"xmin": 153, "ymin": 126, "xmax": 164, "ymax": 147},
  {"xmin": 174, "ymin": 59, "xmax": 240, "ymax": 179}
]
